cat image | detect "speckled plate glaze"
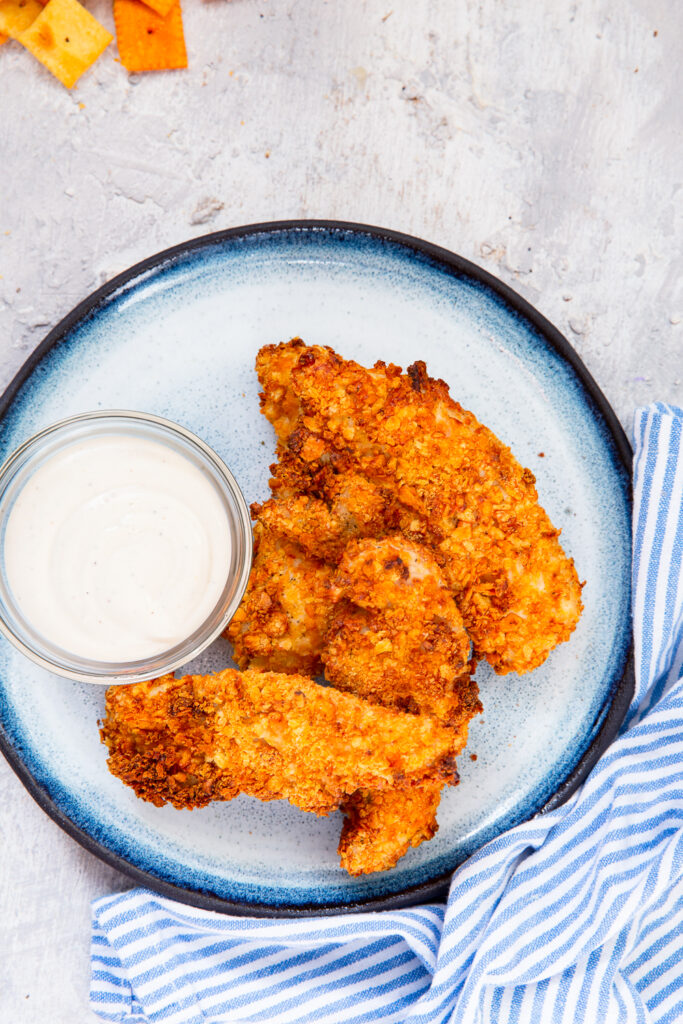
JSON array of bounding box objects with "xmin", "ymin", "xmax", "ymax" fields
[{"xmin": 0, "ymin": 222, "xmax": 633, "ymax": 916}]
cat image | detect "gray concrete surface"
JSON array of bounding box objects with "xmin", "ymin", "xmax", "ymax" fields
[{"xmin": 0, "ymin": 1, "xmax": 681, "ymax": 1021}]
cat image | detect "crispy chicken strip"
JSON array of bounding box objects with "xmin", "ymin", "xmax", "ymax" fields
[
  {"xmin": 259, "ymin": 471, "xmax": 398, "ymax": 561},
  {"xmin": 338, "ymin": 784, "xmax": 444, "ymax": 876},
  {"xmin": 324, "ymin": 536, "xmax": 477, "ymax": 728},
  {"xmin": 322, "ymin": 536, "xmax": 481, "ymax": 875},
  {"xmin": 228, "ymin": 478, "xmax": 397, "ymax": 674},
  {"xmin": 257, "ymin": 339, "xmax": 583, "ymax": 676},
  {"xmin": 101, "ymin": 669, "xmax": 460, "ymax": 817},
  {"xmin": 226, "ymin": 520, "xmax": 334, "ymax": 675},
  {"xmin": 253, "ymin": 494, "xmax": 350, "ymax": 565},
  {"xmin": 256, "ymin": 337, "xmax": 307, "ymax": 443}
]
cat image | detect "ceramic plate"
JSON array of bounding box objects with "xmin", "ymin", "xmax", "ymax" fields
[{"xmin": 0, "ymin": 222, "xmax": 633, "ymax": 915}]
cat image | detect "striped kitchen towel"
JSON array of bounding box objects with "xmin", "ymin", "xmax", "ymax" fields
[{"xmin": 91, "ymin": 403, "xmax": 683, "ymax": 1024}]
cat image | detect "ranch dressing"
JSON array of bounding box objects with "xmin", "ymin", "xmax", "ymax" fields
[{"xmin": 3, "ymin": 434, "xmax": 232, "ymax": 662}]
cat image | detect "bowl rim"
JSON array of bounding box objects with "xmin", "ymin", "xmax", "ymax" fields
[
  {"xmin": 0, "ymin": 408, "xmax": 253, "ymax": 684},
  {"xmin": 0, "ymin": 219, "xmax": 634, "ymax": 916}
]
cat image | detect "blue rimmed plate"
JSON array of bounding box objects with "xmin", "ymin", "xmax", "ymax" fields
[{"xmin": 0, "ymin": 221, "xmax": 633, "ymax": 915}]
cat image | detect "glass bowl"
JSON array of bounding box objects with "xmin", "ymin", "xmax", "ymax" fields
[{"xmin": 0, "ymin": 411, "xmax": 252, "ymax": 684}]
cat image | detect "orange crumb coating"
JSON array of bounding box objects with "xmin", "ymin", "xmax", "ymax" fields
[
  {"xmin": 339, "ymin": 782, "xmax": 444, "ymax": 876},
  {"xmin": 226, "ymin": 520, "xmax": 334, "ymax": 675},
  {"xmin": 101, "ymin": 669, "xmax": 461, "ymax": 817},
  {"xmin": 323, "ymin": 536, "xmax": 479, "ymax": 728},
  {"xmin": 256, "ymin": 340, "xmax": 583, "ymax": 676},
  {"xmin": 321, "ymin": 535, "xmax": 480, "ymax": 875}
]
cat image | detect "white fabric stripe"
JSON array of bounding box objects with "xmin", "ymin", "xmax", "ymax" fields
[
  {"xmin": 634, "ymin": 405, "xmax": 683, "ymax": 712},
  {"xmin": 549, "ymin": 971, "xmax": 570, "ymax": 1024},
  {"xmin": 459, "ymin": 758, "xmax": 683, "ymax": 941},
  {"xmin": 164, "ymin": 933, "xmax": 383, "ymax": 997},
  {"xmin": 585, "ymin": 931, "xmax": 621, "ymax": 1023},
  {"xmin": 260, "ymin": 966, "xmax": 430, "ymax": 1024},
  {"xmin": 515, "ymin": 981, "xmax": 537, "ymax": 1024},
  {"xmin": 669, "ymin": 623, "xmax": 683, "ymax": 692},
  {"xmin": 629, "ymin": 893, "xmax": 683, "ymax": 993},
  {"xmin": 100, "ymin": 893, "xmax": 443, "ymax": 952},
  {"xmin": 486, "ymin": 826, "xmax": 683, "ymax": 979},
  {"xmin": 102, "ymin": 906, "xmax": 184, "ymax": 947},
  {"xmin": 635, "ymin": 945, "xmax": 683, "ymax": 1007},
  {"xmin": 650, "ymin": 425, "xmax": 682, "ymax": 684},
  {"xmin": 559, "ymin": 957, "xmax": 590, "ymax": 1024},
  {"xmin": 650, "ymin": 984, "xmax": 683, "ymax": 1024},
  {"xmin": 173, "ymin": 939, "xmax": 412, "ymax": 1018},
  {"xmin": 626, "ymin": 889, "xmax": 683, "ymax": 985},
  {"xmin": 468, "ymin": 870, "xmax": 648, "ymax": 996},
  {"xmin": 632, "ymin": 407, "xmax": 657, "ymax": 699},
  {"xmin": 651, "ymin": 489, "xmax": 679, "ymax": 684},
  {"xmin": 208, "ymin": 961, "xmax": 428, "ymax": 1024},
  {"xmin": 199, "ymin": 942, "xmax": 416, "ymax": 1015},
  {"xmin": 90, "ymin": 978, "xmax": 131, "ymax": 997},
  {"xmin": 636, "ymin": 413, "xmax": 671, "ymax": 692},
  {"xmin": 127, "ymin": 930, "xmax": 380, "ymax": 1000},
  {"xmin": 106, "ymin": 904, "xmax": 440, "ymax": 980}
]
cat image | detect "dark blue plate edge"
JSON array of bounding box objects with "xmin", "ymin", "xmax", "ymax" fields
[{"xmin": 0, "ymin": 219, "xmax": 634, "ymax": 918}]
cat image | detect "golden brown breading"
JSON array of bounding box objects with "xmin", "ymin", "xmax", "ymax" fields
[
  {"xmin": 320, "ymin": 535, "xmax": 480, "ymax": 875},
  {"xmin": 264, "ymin": 463, "xmax": 398, "ymax": 552},
  {"xmin": 256, "ymin": 337, "xmax": 307, "ymax": 443},
  {"xmin": 326, "ymin": 472, "xmax": 395, "ymax": 539},
  {"xmin": 226, "ymin": 520, "xmax": 334, "ymax": 675},
  {"xmin": 256, "ymin": 340, "xmax": 583, "ymax": 675},
  {"xmin": 253, "ymin": 495, "xmax": 349, "ymax": 564},
  {"xmin": 323, "ymin": 536, "xmax": 477, "ymax": 728},
  {"xmin": 339, "ymin": 783, "xmax": 444, "ymax": 876},
  {"xmin": 254, "ymin": 475, "xmax": 400, "ymax": 566},
  {"xmin": 101, "ymin": 669, "xmax": 460, "ymax": 816}
]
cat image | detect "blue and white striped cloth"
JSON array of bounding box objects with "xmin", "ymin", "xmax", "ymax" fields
[{"xmin": 91, "ymin": 403, "xmax": 683, "ymax": 1024}]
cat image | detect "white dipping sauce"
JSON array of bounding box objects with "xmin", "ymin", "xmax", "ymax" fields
[{"xmin": 3, "ymin": 435, "xmax": 232, "ymax": 662}]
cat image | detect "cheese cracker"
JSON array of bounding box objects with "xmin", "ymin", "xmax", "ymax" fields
[
  {"xmin": 19, "ymin": 0, "xmax": 112, "ymax": 88},
  {"xmin": 0, "ymin": 0, "xmax": 42, "ymax": 39},
  {"xmin": 114, "ymin": 0, "xmax": 186, "ymax": 73}
]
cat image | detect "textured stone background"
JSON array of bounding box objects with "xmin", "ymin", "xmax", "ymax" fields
[{"xmin": 0, "ymin": 1, "xmax": 681, "ymax": 1020}]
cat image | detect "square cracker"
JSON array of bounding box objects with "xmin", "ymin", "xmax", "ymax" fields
[
  {"xmin": 18, "ymin": 0, "xmax": 112, "ymax": 88},
  {"xmin": 114, "ymin": 0, "xmax": 186, "ymax": 73},
  {"xmin": 0, "ymin": 0, "xmax": 43, "ymax": 39}
]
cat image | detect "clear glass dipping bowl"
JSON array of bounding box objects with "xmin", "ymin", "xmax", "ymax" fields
[{"xmin": 0, "ymin": 411, "xmax": 252, "ymax": 684}]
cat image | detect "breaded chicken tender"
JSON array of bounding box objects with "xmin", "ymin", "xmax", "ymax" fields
[
  {"xmin": 322, "ymin": 536, "xmax": 481, "ymax": 875},
  {"xmin": 255, "ymin": 473, "xmax": 397, "ymax": 563},
  {"xmin": 257, "ymin": 340, "xmax": 583, "ymax": 675},
  {"xmin": 256, "ymin": 338, "xmax": 307, "ymax": 443},
  {"xmin": 339, "ymin": 783, "xmax": 444, "ymax": 876},
  {"xmin": 101, "ymin": 669, "xmax": 460, "ymax": 816},
  {"xmin": 254, "ymin": 494, "xmax": 350, "ymax": 565},
  {"xmin": 324, "ymin": 536, "xmax": 478, "ymax": 728},
  {"xmin": 226, "ymin": 520, "xmax": 333, "ymax": 675}
]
